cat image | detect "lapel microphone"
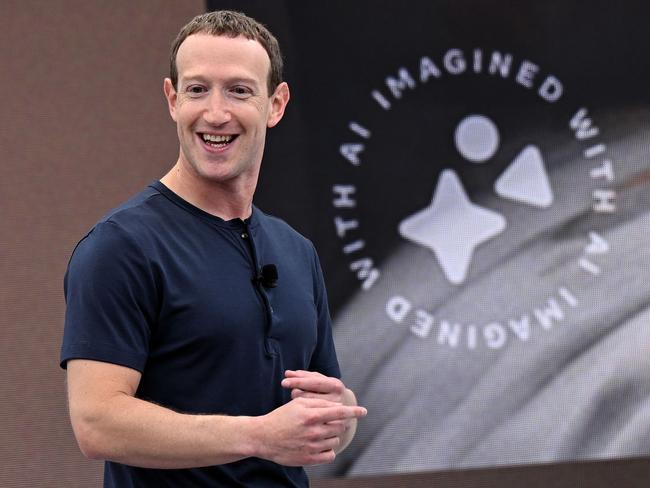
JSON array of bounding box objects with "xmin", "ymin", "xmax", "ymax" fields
[{"xmin": 255, "ymin": 264, "xmax": 278, "ymax": 288}]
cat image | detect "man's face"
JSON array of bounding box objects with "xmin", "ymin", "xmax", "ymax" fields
[{"xmin": 164, "ymin": 33, "xmax": 289, "ymax": 187}]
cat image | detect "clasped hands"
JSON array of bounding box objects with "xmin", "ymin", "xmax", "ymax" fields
[{"xmin": 257, "ymin": 370, "xmax": 366, "ymax": 466}]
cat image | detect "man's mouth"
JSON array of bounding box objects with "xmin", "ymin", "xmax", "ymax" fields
[{"xmin": 200, "ymin": 133, "xmax": 237, "ymax": 149}]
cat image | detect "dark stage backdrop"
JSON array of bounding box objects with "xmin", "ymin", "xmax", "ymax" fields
[
  {"xmin": 210, "ymin": 0, "xmax": 650, "ymax": 481},
  {"xmin": 3, "ymin": 1, "xmax": 650, "ymax": 486}
]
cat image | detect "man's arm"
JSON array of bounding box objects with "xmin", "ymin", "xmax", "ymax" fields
[
  {"xmin": 66, "ymin": 359, "xmax": 366, "ymax": 468},
  {"xmin": 281, "ymin": 370, "xmax": 362, "ymax": 453}
]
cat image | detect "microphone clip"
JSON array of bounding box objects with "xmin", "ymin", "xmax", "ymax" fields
[{"xmin": 254, "ymin": 264, "xmax": 278, "ymax": 288}]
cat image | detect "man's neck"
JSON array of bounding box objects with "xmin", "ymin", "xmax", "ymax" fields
[{"xmin": 160, "ymin": 163, "xmax": 256, "ymax": 221}]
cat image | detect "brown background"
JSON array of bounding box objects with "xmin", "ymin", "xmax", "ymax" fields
[
  {"xmin": 1, "ymin": 1, "xmax": 203, "ymax": 486},
  {"xmin": 2, "ymin": 1, "xmax": 649, "ymax": 487}
]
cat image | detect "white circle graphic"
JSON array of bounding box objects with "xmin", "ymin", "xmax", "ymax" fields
[{"xmin": 454, "ymin": 114, "xmax": 500, "ymax": 163}]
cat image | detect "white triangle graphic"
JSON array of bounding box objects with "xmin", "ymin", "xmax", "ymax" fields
[{"xmin": 494, "ymin": 145, "xmax": 553, "ymax": 208}]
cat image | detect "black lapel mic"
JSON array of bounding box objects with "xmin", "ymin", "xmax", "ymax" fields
[{"xmin": 255, "ymin": 264, "xmax": 278, "ymax": 288}]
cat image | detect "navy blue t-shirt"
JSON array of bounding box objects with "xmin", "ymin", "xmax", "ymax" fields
[{"xmin": 60, "ymin": 181, "xmax": 341, "ymax": 487}]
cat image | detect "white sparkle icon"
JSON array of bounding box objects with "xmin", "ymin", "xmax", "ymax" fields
[{"xmin": 399, "ymin": 169, "xmax": 506, "ymax": 284}]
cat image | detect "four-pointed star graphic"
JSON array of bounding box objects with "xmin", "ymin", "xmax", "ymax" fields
[{"xmin": 399, "ymin": 169, "xmax": 507, "ymax": 284}]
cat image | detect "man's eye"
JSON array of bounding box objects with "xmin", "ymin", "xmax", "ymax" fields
[
  {"xmin": 231, "ymin": 86, "xmax": 252, "ymax": 97},
  {"xmin": 186, "ymin": 85, "xmax": 206, "ymax": 96}
]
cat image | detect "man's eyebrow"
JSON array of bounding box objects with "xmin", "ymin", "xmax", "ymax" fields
[
  {"xmin": 230, "ymin": 77, "xmax": 260, "ymax": 87},
  {"xmin": 180, "ymin": 75, "xmax": 261, "ymax": 87},
  {"xmin": 180, "ymin": 75, "xmax": 209, "ymax": 85}
]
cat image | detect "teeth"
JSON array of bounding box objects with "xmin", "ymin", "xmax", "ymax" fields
[{"xmin": 202, "ymin": 134, "xmax": 233, "ymax": 143}]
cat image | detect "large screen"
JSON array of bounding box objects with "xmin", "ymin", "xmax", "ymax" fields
[{"xmin": 208, "ymin": 0, "xmax": 650, "ymax": 480}]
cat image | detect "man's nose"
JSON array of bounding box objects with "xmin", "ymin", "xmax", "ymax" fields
[{"xmin": 203, "ymin": 91, "xmax": 232, "ymax": 125}]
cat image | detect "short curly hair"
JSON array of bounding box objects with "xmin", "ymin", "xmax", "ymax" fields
[{"xmin": 169, "ymin": 10, "xmax": 283, "ymax": 95}]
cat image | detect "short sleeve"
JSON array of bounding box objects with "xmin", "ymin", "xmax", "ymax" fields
[
  {"xmin": 60, "ymin": 221, "xmax": 158, "ymax": 372},
  {"xmin": 307, "ymin": 243, "xmax": 341, "ymax": 379}
]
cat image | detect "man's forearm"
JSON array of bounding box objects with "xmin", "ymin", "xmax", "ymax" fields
[
  {"xmin": 69, "ymin": 360, "xmax": 367, "ymax": 469},
  {"xmin": 72, "ymin": 392, "xmax": 259, "ymax": 469},
  {"xmin": 71, "ymin": 387, "xmax": 366, "ymax": 469}
]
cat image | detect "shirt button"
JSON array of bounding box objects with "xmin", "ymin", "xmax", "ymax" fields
[{"xmin": 241, "ymin": 232, "xmax": 248, "ymax": 239}]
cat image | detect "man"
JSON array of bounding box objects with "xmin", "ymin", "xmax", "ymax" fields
[{"xmin": 60, "ymin": 10, "xmax": 366, "ymax": 487}]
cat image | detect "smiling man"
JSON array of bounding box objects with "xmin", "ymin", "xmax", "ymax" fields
[{"xmin": 60, "ymin": 11, "xmax": 366, "ymax": 487}]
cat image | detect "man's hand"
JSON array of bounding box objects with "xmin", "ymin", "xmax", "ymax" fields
[
  {"xmin": 279, "ymin": 370, "xmax": 364, "ymax": 456},
  {"xmin": 281, "ymin": 369, "xmax": 347, "ymax": 403},
  {"xmin": 255, "ymin": 396, "xmax": 366, "ymax": 466}
]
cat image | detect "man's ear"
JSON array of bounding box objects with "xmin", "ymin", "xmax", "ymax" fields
[
  {"xmin": 163, "ymin": 78, "xmax": 178, "ymax": 122},
  {"xmin": 267, "ymin": 82, "xmax": 290, "ymax": 128}
]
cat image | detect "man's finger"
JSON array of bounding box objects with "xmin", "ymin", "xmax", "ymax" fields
[
  {"xmin": 285, "ymin": 369, "xmax": 323, "ymax": 378},
  {"xmin": 282, "ymin": 375, "xmax": 343, "ymax": 394},
  {"xmin": 311, "ymin": 405, "xmax": 367, "ymax": 424},
  {"xmin": 309, "ymin": 435, "xmax": 341, "ymax": 453},
  {"xmin": 293, "ymin": 396, "xmax": 342, "ymax": 409},
  {"xmin": 303, "ymin": 448, "xmax": 336, "ymax": 466},
  {"xmin": 291, "ymin": 388, "xmax": 341, "ymax": 402}
]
